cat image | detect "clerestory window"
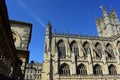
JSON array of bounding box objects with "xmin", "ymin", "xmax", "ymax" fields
[
  {"xmin": 70, "ymin": 41, "xmax": 79, "ymax": 57},
  {"xmin": 57, "ymin": 40, "xmax": 66, "ymax": 59}
]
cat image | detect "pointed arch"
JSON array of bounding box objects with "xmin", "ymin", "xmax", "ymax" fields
[
  {"xmin": 106, "ymin": 43, "xmax": 115, "ymax": 59},
  {"xmin": 57, "ymin": 40, "xmax": 66, "ymax": 59},
  {"xmin": 93, "ymin": 64, "xmax": 102, "ymax": 75},
  {"xmin": 70, "ymin": 40, "xmax": 79, "ymax": 57},
  {"xmin": 59, "ymin": 63, "xmax": 70, "ymax": 75},
  {"xmin": 108, "ymin": 64, "xmax": 117, "ymax": 75},
  {"xmin": 95, "ymin": 42, "xmax": 102, "ymax": 58},
  {"xmin": 77, "ymin": 63, "xmax": 87, "ymax": 75},
  {"xmin": 83, "ymin": 41, "xmax": 90, "ymax": 57}
]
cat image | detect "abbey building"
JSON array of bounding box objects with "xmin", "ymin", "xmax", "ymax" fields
[{"xmin": 41, "ymin": 6, "xmax": 120, "ymax": 80}]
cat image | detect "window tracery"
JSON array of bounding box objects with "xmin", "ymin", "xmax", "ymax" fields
[
  {"xmin": 59, "ymin": 63, "xmax": 70, "ymax": 75},
  {"xmin": 77, "ymin": 64, "xmax": 87, "ymax": 75},
  {"xmin": 57, "ymin": 40, "xmax": 66, "ymax": 59},
  {"xmin": 83, "ymin": 42, "xmax": 90, "ymax": 57},
  {"xmin": 70, "ymin": 41, "xmax": 79, "ymax": 57},
  {"xmin": 106, "ymin": 44, "xmax": 114, "ymax": 59},
  {"xmin": 108, "ymin": 65, "xmax": 117, "ymax": 75},
  {"xmin": 95, "ymin": 43, "xmax": 102, "ymax": 59},
  {"xmin": 93, "ymin": 64, "xmax": 102, "ymax": 75}
]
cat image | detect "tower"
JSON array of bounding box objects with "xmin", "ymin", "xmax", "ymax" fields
[
  {"xmin": 41, "ymin": 21, "xmax": 52, "ymax": 80},
  {"xmin": 96, "ymin": 6, "xmax": 120, "ymax": 38}
]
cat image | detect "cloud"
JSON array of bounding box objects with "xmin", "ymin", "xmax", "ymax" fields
[{"xmin": 17, "ymin": 0, "xmax": 45, "ymax": 28}]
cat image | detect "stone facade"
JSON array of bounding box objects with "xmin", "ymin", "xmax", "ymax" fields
[
  {"xmin": 10, "ymin": 20, "xmax": 32, "ymax": 76},
  {"xmin": 25, "ymin": 61, "xmax": 42, "ymax": 80},
  {"xmin": 41, "ymin": 6, "xmax": 120, "ymax": 80}
]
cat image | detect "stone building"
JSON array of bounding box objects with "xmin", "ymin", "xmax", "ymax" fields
[
  {"xmin": 25, "ymin": 61, "xmax": 42, "ymax": 80},
  {"xmin": 10, "ymin": 20, "xmax": 32, "ymax": 76},
  {"xmin": 41, "ymin": 6, "xmax": 120, "ymax": 80}
]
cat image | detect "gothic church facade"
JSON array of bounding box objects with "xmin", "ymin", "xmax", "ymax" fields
[{"xmin": 41, "ymin": 6, "xmax": 120, "ymax": 80}]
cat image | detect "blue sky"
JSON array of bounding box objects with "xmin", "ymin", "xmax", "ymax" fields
[{"xmin": 6, "ymin": 0, "xmax": 120, "ymax": 63}]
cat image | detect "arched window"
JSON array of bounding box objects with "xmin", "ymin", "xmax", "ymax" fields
[
  {"xmin": 117, "ymin": 41, "xmax": 120, "ymax": 53},
  {"xmin": 57, "ymin": 40, "xmax": 66, "ymax": 59},
  {"xmin": 70, "ymin": 41, "xmax": 79, "ymax": 57},
  {"xmin": 108, "ymin": 65, "xmax": 117, "ymax": 75},
  {"xmin": 77, "ymin": 64, "xmax": 87, "ymax": 75},
  {"xmin": 59, "ymin": 63, "xmax": 70, "ymax": 75},
  {"xmin": 83, "ymin": 42, "xmax": 90, "ymax": 57},
  {"xmin": 95, "ymin": 43, "xmax": 102, "ymax": 58},
  {"xmin": 93, "ymin": 64, "xmax": 102, "ymax": 75},
  {"xmin": 106, "ymin": 43, "xmax": 114, "ymax": 59}
]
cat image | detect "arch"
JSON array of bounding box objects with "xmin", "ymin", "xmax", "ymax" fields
[
  {"xmin": 95, "ymin": 42, "xmax": 101, "ymax": 49},
  {"xmin": 106, "ymin": 43, "xmax": 113, "ymax": 50},
  {"xmin": 57, "ymin": 40, "xmax": 66, "ymax": 59},
  {"xmin": 95, "ymin": 42, "xmax": 102, "ymax": 58},
  {"xmin": 93, "ymin": 64, "xmax": 102, "ymax": 75},
  {"xmin": 105, "ymin": 43, "xmax": 114, "ymax": 59},
  {"xmin": 83, "ymin": 41, "xmax": 90, "ymax": 57},
  {"xmin": 77, "ymin": 63, "xmax": 87, "ymax": 75},
  {"xmin": 59, "ymin": 63, "xmax": 70, "ymax": 75},
  {"xmin": 108, "ymin": 64, "xmax": 117, "ymax": 75},
  {"xmin": 11, "ymin": 29, "xmax": 22, "ymax": 48},
  {"xmin": 70, "ymin": 40, "xmax": 79, "ymax": 57}
]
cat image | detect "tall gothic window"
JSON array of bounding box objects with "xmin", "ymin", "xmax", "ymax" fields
[
  {"xmin": 70, "ymin": 41, "xmax": 79, "ymax": 57},
  {"xmin": 57, "ymin": 40, "xmax": 66, "ymax": 59},
  {"xmin": 83, "ymin": 42, "xmax": 90, "ymax": 57},
  {"xmin": 59, "ymin": 63, "xmax": 70, "ymax": 75},
  {"xmin": 93, "ymin": 64, "xmax": 102, "ymax": 75},
  {"xmin": 106, "ymin": 43, "xmax": 114, "ymax": 59},
  {"xmin": 95, "ymin": 43, "xmax": 102, "ymax": 59},
  {"xmin": 77, "ymin": 64, "xmax": 87, "ymax": 75},
  {"xmin": 108, "ymin": 65, "xmax": 117, "ymax": 75}
]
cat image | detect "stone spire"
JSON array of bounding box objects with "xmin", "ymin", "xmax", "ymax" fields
[
  {"xmin": 46, "ymin": 20, "xmax": 52, "ymax": 37},
  {"xmin": 101, "ymin": 6, "xmax": 108, "ymax": 17}
]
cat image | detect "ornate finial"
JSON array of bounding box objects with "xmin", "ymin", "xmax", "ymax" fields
[
  {"xmin": 99, "ymin": 4, "xmax": 103, "ymax": 9},
  {"xmin": 90, "ymin": 32, "xmax": 92, "ymax": 36},
  {"xmin": 100, "ymin": 5, "xmax": 108, "ymax": 15},
  {"xmin": 47, "ymin": 20, "xmax": 51, "ymax": 25},
  {"xmin": 96, "ymin": 17, "xmax": 99, "ymax": 23},
  {"xmin": 54, "ymin": 28, "xmax": 56, "ymax": 33},
  {"xmin": 66, "ymin": 30, "xmax": 69, "ymax": 37},
  {"xmin": 111, "ymin": 7, "xmax": 116, "ymax": 14}
]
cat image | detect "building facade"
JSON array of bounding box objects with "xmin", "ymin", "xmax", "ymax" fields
[
  {"xmin": 10, "ymin": 20, "xmax": 32, "ymax": 76},
  {"xmin": 25, "ymin": 61, "xmax": 42, "ymax": 80},
  {"xmin": 41, "ymin": 6, "xmax": 120, "ymax": 80}
]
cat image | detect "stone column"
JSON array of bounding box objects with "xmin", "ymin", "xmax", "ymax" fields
[
  {"xmin": 54, "ymin": 52, "xmax": 58, "ymax": 74},
  {"xmin": 102, "ymin": 44, "xmax": 109, "ymax": 74},
  {"xmin": 88, "ymin": 47, "xmax": 93, "ymax": 74},
  {"xmin": 71, "ymin": 52, "xmax": 76, "ymax": 75},
  {"xmin": 65, "ymin": 39, "xmax": 71, "ymax": 57}
]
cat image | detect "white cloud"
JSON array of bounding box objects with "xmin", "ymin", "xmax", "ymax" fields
[{"xmin": 17, "ymin": 0, "xmax": 45, "ymax": 28}]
